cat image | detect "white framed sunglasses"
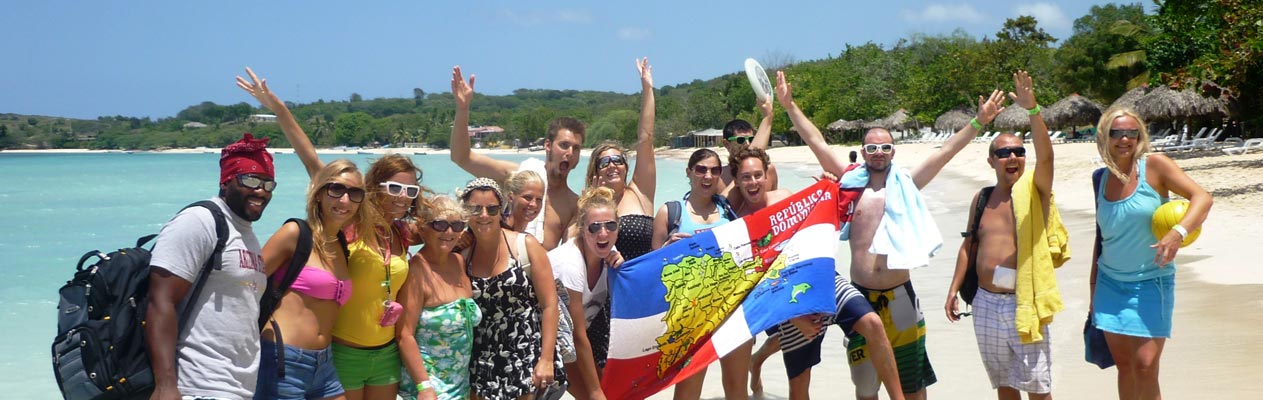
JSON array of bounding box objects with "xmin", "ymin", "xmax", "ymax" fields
[
  {"xmin": 379, "ymin": 181, "xmax": 421, "ymax": 199},
  {"xmin": 863, "ymin": 144, "xmax": 894, "ymax": 154}
]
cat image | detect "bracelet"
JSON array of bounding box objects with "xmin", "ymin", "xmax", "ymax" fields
[
  {"xmin": 970, "ymin": 118, "xmax": 984, "ymax": 130},
  {"xmin": 416, "ymin": 380, "xmax": 433, "ymax": 392},
  {"xmin": 1171, "ymin": 224, "xmax": 1188, "ymax": 239},
  {"xmin": 1027, "ymin": 104, "xmax": 1042, "ymax": 115}
]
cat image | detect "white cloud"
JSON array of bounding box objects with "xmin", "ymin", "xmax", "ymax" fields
[
  {"xmin": 497, "ymin": 9, "xmax": 593, "ymax": 27},
  {"xmin": 1013, "ymin": 3, "xmax": 1071, "ymax": 33},
  {"xmin": 616, "ymin": 27, "xmax": 651, "ymax": 41},
  {"xmin": 901, "ymin": 3, "xmax": 986, "ymax": 24}
]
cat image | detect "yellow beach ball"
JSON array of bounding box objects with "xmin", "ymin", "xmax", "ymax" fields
[{"xmin": 1151, "ymin": 200, "xmax": 1200, "ymax": 247}]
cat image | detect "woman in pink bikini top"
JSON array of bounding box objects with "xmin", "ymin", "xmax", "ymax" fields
[{"xmin": 258, "ymin": 159, "xmax": 380, "ymax": 398}]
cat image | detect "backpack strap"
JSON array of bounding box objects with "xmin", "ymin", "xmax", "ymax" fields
[
  {"xmin": 512, "ymin": 231, "xmax": 530, "ymax": 275},
  {"xmin": 959, "ymin": 186, "xmax": 993, "ymax": 305},
  {"xmin": 178, "ymin": 200, "xmax": 229, "ymax": 333},
  {"xmin": 258, "ymin": 219, "xmax": 313, "ymax": 329},
  {"xmin": 712, "ymin": 194, "xmax": 739, "ymax": 222},
  {"xmin": 666, "ymin": 200, "xmax": 683, "ymax": 236}
]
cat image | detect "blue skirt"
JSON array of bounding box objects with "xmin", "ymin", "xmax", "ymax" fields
[{"xmin": 1092, "ymin": 273, "xmax": 1175, "ymax": 338}]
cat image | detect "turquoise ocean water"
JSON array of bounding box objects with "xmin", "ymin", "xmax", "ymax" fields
[{"xmin": 0, "ymin": 151, "xmax": 820, "ymax": 398}]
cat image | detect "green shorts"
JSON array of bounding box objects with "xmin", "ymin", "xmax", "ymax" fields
[{"xmin": 331, "ymin": 341, "xmax": 401, "ymax": 390}]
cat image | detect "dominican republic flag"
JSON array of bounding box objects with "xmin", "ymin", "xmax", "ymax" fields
[{"xmin": 601, "ymin": 180, "xmax": 841, "ymax": 399}]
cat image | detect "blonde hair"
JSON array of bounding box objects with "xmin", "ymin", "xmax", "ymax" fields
[
  {"xmin": 505, "ymin": 169, "xmax": 544, "ymax": 196},
  {"xmin": 584, "ymin": 142, "xmax": 627, "ymax": 189},
  {"xmin": 1096, "ymin": 108, "xmax": 1152, "ymax": 183},
  {"xmin": 418, "ymin": 195, "xmax": 465, "ymax": 223},
  {"xmin": 570, "ymin": 186, "xmax": 618, "ymax": 240},
  {"xmin": 307, "ymin": 159, "xmax": 378, "ymax": 265}
]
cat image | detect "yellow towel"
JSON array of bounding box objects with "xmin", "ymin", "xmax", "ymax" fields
[{"xmin": 1013, "ymin": 170, "xmax": 1069, "ymax": 343}]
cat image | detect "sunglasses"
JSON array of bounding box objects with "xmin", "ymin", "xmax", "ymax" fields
[
  {"xmin": 237, "ymin": 174, "xmax": 277, "ymax": 192},
  {"xmin": 597, "ymin": 155, "xmax": 627, "ymax": 169},
  {"xmin": 427, "ymin": 220, "xmax": 467, "ymax": 232},
  {"xmin": 324, "ymin": 182, "xmax": 366, "ymax": 203},
  {"xmin": 379, "ymin": 181, "xmax": 421, "ymax": 199},
  {"xmin": 691, "ymin": 165, "xmax": 722, "ymax": 176},
  {"xmin": 725, "ymin": 136, "xmax": 752, "ymax": 145},
  {"xmin": 992, "ymin": 146, "xmax": 1027, "ymax": 159},
  {"xmin": 863, "ymin": 144, "xmax": 894, "ymax": 154},
  {"xmin": 1109, "ymin": 129, "xmax": 1140, "ymax": 140},
  {"xmin": 463, "ymin": 204, "xmax": 503, "ymax": 217},
  {"xmin": 587, "ymin": 220, "xmax": 619, "ymax": 234}
]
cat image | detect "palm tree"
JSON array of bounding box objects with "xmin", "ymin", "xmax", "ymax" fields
[{"xmin": 1106, "ymin": 20, "xmax": 1150, "ymax": 90}]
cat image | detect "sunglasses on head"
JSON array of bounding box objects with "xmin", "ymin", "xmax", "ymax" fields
[
  {"xmin": 597, "ymin": 154, "xmax": 627, "ymax": 169},
  {"xmin": 863, "ymin": 144, "xmax": 894, "ymax": 154},
  {"xmin": 691, "ymin": 165, "xmax": 722, "ymax": 176},
  {"xmin": 1109, "ymin": 129, "xmax": 1140, "ymax": 140},
  {"xmin": 725, "ymin": 136, "xmax": 752, "ymax": 145},
  {"xmin": 237, "ymin": 174, "xmax": 277, "ymax": 192},
  {"xmin": 463, "ymin": 204, "xmax": 502, "ymax": 217},
  {"xmin": 427, "ymin": 220, "xmax": 467, "ymax": 233},
  {"xmin": 379, "ymin": 181, "xmax": 421, "ymax": 199},
  {"xmin": 992, "ymin": 146, "xmax": 1027, "ymax": 159},
  {"xmin": 324, "ymin": 182, "xmax": 366, "ymax": 203},
  {"xmin": 587, "ymin": 220, "xmax": 619, "ymax": 234}
]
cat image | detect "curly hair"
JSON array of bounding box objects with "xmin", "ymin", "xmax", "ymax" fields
[{"xmin": 728, "ymin": 146, "xmax": 770, "ymax": 178}]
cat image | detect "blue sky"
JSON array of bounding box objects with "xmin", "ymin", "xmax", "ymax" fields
[{"xmin": 1, "ymin": 0, "xmax": 1132, "ymax": 119}]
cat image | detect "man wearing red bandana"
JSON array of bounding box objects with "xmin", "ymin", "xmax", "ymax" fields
[{"xmin": 147, "ymin": 133, "xmax": 277, "ymax": 400}]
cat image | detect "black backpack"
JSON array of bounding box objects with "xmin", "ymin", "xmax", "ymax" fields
[
  {"xmin": 52, "ymin": 201, "xmax": 228, "ymax": 400},
  {"xmin": 959, "ymin": 186, "xmax": 995, "ymax": 306}
]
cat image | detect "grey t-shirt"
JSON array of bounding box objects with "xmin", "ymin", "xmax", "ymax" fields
[{"xmin": 149, "ymin": 197, "xmax": 266, "ymax": 400}]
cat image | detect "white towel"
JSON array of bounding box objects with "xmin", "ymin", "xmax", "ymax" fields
[{"xmin": 838, "ymin": 162, "xmax": 942, "ymax": 269}]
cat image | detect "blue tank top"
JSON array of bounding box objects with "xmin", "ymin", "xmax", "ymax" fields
[
  {"xmin": 1096, "ymin": 157, "xmax": 1174, "ymax": 282},
  {"xmin": 676, "ymin": 197, "xmax": 734, "ymax": 235}
]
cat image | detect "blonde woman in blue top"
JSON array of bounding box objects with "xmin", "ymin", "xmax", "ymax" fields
[{"xmin": 1091, "ymin": 108, "xmax": 1211, "ymax": 400}]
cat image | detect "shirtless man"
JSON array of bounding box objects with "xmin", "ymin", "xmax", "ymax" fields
[
  {"xmin": 450, "ymin": 66, "xmax": 582, "ymax": 250},
  {"xmin": 946, "ymin": 71, "xmax": 1056, "ymax": 400},
  {"xmin": 776, "ymin": 70, "xmax": 1006, "ymax": 400}
]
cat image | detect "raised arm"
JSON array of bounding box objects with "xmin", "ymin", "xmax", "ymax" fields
[
  {"xmin": 776, "ymin": 71, "xmax": 848, "ymax": 176},
  {"xmin": 629, "ymin": 58, "xmax": 658, "ymax": 209},
  {"xmin": 750, "ymin": 97, "xmax": 774, "ymax": 150},
  {"xmin": 448, "ymin": 66, "xmax": 517, "ymax": 182},
  {"xmin": 912, "ymin": 90, "xmax": 1006, "ymax": 189},
  {"xmin": 1009, "ymin": 70, "xmax": 1053, "ymax": 196},
  {"xmin": 236, "ymin": 67, "xmax": 324, "ymax": 177}
]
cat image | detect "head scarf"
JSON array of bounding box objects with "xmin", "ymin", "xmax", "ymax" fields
[{"xmin": 220, "ymin": 133, "xmax": 274, "ymax": 183}]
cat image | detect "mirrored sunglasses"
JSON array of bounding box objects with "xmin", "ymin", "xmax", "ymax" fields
[
  {"xmin": 237, "ymin": 174, "xmax": 277, "ymax": 192},
  {"xmin": 863, "ymin": 144, "xmax": 894, "ymax": 154},
  {"xmin": 379, "ymin": 181, "xmax": 421, "ymax": 199},
  {"xmin": 324, "ymin": 182, "xmax": 366, "ymax": 203},
  {"xmin": 597, "ymin": 154, "xmax": 627, "ymax": 169},
  {"xmin": 691, "ymin": 165, "xmax": 723, "ymax": 176},
  {"xmin": 427, "ymin": 220, "xmax": 467, "ymax": 232},
  {"xmin": 993, "ymin": 146, "xmax": 1027, "ymax": 159},
  {"xmin": 463, "ymin": 204, "xmax": 503, "ymax": 217},
  {"xmin": 1109, "ymin": 129, "xmax": 1140, "ymax": 140},
  {"xmin": 587, "ymin": 220, "xmax": 619, "ymax": 234}
]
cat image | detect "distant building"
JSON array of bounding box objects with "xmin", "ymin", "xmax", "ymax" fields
[
  {"xmin": 249, "ymin": 114, "xmax": 278, "ymax": 123},
  {"xmin": 467, "ymin": 125, "xmax": 505, "ymax": 140},
  {"xmin": 183, "ymin": 122, "xmax": 208, "ymax": 129}
]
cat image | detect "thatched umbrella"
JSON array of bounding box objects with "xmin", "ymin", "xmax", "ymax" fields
[
  {"xmin": 1044, "ymin": 94, "xmax": 1104, "ymax": 128},
  {"xmin": 861, "ymin": 118, "xmax": 886, "ymax": 129},
  {"xmin": 882, "ymin": 109, "xmax": 915, "ymax": 130},
  {"xmin": 991, "ymin": 105, "xmax": 1030, "ymax": 130},
  {"xmin": 1134, "ymin": 85, "xmax": 1228, "ymax": 121},
  {"xmin": 826, "ymin": 119, "xmax": 861, "ymax": 132},
  {"xmin": 934, "ymin": 107, "xmax": 974, "ymax": 131},
  {"xmin": 1109, "ymin": 85, "xmax": 1149, "ymax": 110}
]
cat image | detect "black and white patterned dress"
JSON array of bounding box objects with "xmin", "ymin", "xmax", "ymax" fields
[
  {"xmin": 586, "ymin": 214, "xmax": 657, "ymax": 370},
  {"xmin": 468, "ymin": 245, "xmax": 567, "ymax": 399}
]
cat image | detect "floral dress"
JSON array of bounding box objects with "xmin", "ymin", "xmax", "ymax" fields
[{"xmin": 399, "ymin": 298, "xmax": 482, "ymax": 400}]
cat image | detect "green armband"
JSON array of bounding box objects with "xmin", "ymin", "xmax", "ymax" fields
[
  {"xmin": 970, "ymin": 118, "xmax": 984, "ymax": 130},
  {"xmin": 1027, "ymin": 104, "xmax": 1042, "ymax": 115},
  {"xmin": 417, "ymin": 380, "xmax": 433, "ymax": 392}
]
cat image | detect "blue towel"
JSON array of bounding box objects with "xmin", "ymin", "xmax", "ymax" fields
[{"xmin": 838, "ymin": 162, "xmax": 943, "ymax": 269}]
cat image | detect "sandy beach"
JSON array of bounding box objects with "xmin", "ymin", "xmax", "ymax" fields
[{"xmin": 649, "ymin": 141, "xmax": 1263, "ymax": 399}]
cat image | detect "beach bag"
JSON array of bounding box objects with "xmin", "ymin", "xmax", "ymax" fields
[
  {"xmin": 1085, "ymin": 168, "xmax": 1116, "ymax": 369},
  {"xmin": 52, "ymin": 201, "xmax": 228, "ymax": 400},
  {"xmin": 958, "ymin": 186, "xmax": 995, "ymax": 306}
]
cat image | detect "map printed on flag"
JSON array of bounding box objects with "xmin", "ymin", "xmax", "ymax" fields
[{"xmin": 601, "ymin": 180, "xmax": 841, "ymax": 400}]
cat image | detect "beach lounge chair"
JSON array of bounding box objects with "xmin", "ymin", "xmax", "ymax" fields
[
  {"xmin": 1050, "ymin": 131, "xmax": 1065, "ymax": 143},
  {"xmin": 1223, "ymin": 138, "xmax": 1263, "ymax": 155}
]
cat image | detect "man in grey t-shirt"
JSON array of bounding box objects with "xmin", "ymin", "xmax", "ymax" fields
[{"xmin": 146, "ymin": 134, "xmax": 275, "ymax": 400}]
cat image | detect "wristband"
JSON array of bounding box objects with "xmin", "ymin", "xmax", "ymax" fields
[
  {"xmin": 1027, "ymin": 104, "xmax": 1042, "ymax": 115},
  {"xmin": 1171, "ymin": 224, "xmax": 1188, "ymax": 239},
  {"xmin": 417, "ymin": 380, "xmax": 433, "ymax": 392},
  {"xmin": 970, "ymin": 118, "xmax": 984, "ymax": 130}
]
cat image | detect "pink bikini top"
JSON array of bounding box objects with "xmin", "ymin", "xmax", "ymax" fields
[{"xmin": 288, "ymin": 266, "xmax": 352, "ymax": 306}]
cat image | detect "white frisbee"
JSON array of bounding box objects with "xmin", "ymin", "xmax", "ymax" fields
[{"xmin": 744, "ymin": 58, "xmax": 773, "ymax": 103}]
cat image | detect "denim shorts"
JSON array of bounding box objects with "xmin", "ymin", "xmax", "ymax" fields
[{"xmin": 255, "ymin": 340, "xmax": 345, "ymax": 400}]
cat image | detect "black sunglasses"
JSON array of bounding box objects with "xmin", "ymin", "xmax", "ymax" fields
[
  {"xmin": 463, "ymin": 204, "xmax": 503, "ymax": 217},
  {"xmin": 1109, "ymin": 129, "xmax": 1140, "ymax": 140},
  {"xmin": 725, "ymin": 136, "xmax": 752, "ymax": 145},
  {"xmin": 237, "ymin": 174, "xmax": 277, "ymax": 192},
  {"xmin": 324, "ymin": 182, "xmax": 366, "ymax": 203},
  {"xmin": 587, "ymin": 220, "xmax": 618, "ymax": 234},
  {"xmin": 992, "ymin": 146, "xmax": 1027, "ymax": 159},
  {"xmin": 597, "ymin": 155, "xmax": 627, "ymax": 169},
  {"xmin": 691, "ymin": 165, "xmax": 722, "ymax": 176},
  {"xmin": 427, "ymin": 220, "xmax": 467, "ymax": 232}
]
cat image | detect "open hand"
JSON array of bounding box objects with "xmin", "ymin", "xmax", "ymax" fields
[
  {"xmin": 1151, "ymin": 230, "xmax": 1182, "ymax": 266},
  {"xmin": 774, "ymin": 71, "xmax": 796, "ymax": 109},
  {"xmin": 1008, "ymin": 70, "xmax": 1037, "ymax": 111},
  {"xmin": 235, "ymin": 67, "xmax": 284, "ymax": 112},
  {"xmin": 636, "ymin": 57, "xmax": 654, "ymax": 89},
  {"xmin": 605, "ymin": 249, "xmax": 625, "ymax": 269},
  {"xmin": 976, "ymin": 89, "xmax": 1007, "ymax": 126},
  {"xmin": 451, "ymin": 66, "xmax": 475, "ymax": 109}
]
